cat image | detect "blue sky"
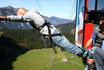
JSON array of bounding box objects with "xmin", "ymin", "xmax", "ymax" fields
[{"xmin": 0, "ymin": 0, "xmax": 76, "ymax": 19}]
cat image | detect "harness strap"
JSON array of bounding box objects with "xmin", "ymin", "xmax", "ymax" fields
[
  {"xmin": 38, "ymin": 22, "xmax": 61, "ymax": 54},
  {"xmin": 46, "ymin": 23, "xmax": 57, "ymax": 54},
  {"xmin": 37, "ymin": 23, "xmax": 47, "ymax": 30},
  {"xmin": 41, "ymin": 34, "xmax": 62, "ymax": 37}
]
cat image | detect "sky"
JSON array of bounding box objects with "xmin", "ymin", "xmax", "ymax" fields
[{"xmin": 0, "ymin": 0, "xmax": 76, "ymax": 19}]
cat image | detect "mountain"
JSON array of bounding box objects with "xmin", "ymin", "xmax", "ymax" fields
[
  {"xmin": 0, "ymin": 6, "xmax": 70, "ymax": 29},
  {"xmin": 0, "ymin": 6, "xmax": 17, "ymax": 16},
  {"xmin": 44, "ymin": 16, "xmax": 71, "ymax": 26},
  {"xmin": 56, "ymin": 22, "xmax": 75, "ymax": 33}
]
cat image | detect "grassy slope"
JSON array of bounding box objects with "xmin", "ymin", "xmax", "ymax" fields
[{"xmin": 12, "ymin": 48, "xmax": 84, "ymax": 70}]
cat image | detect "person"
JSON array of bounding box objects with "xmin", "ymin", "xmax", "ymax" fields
[
  {"xmin": 93, "ymin": 47, "xmax": 104, "ymax": 70},
  {"xmin": 85, "ymin": 23, "xmax": 104, "ymax": 70},
  {"xmin": 0, "ymin": 8, "xmax": 83, "ymax": 56},
  {"xmin": 93, "ymin": 23, "xmax": 104, "ymax": 70},
  {"xmin": 85, "ymin": 19, "xmax": 104, "ymax": 49}
]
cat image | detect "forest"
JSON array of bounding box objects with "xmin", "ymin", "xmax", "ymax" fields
[{"xmin": 0, "ymin": 29, "xmax": 75, "ymax": 50}]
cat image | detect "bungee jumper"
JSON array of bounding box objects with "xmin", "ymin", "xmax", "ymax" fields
[{"xmin": 0, "ymin": 8, "xmax": 84, "ymax": 57}]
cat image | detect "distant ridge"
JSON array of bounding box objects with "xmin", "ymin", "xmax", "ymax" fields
[{"xmin": 0, "ymin": 6, "xmax": 71, "ymax": 29}]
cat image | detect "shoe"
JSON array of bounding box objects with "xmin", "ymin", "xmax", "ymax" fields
[
  {"xmin": 77, "ymin": 46, "xmax": 86, "ymax": 57},
  {"xmin": 77, "ymin": 53, "xmax": 83, "ymax": 57}
]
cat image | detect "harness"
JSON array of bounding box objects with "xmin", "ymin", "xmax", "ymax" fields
[
  {"xmin": 37, "ymin": 22, "xmax": 62, "ymax": 54},
  {"xmin": 38, "ymin": 22, "xmax": 62, "ymax": 37}
]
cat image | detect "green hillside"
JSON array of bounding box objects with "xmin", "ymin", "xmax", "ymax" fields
[{"xmin": 1, "ymin": 47, "xmax": 84, "ymax": 70}]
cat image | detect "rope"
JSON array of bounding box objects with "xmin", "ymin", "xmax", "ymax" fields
[
  {"xmin": 35, "ymin": 0, "xmax": 45, "ymax": 15},
  {"xmin": 69, "ymin": 0, "xmax": 76, "ymax": 20},
  {"xmin": 58, "ymin": 48, "xmax": 67, "ymax": 58},
  {"xmin": 34, "ymin": 1, "xmax": 58, "ymax": 69},
  {"xmin": 41, "ymin": 35, "xmax": 56, "ymax": 68}
]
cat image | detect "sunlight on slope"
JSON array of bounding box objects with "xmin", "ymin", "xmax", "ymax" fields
[{"xmin": 12, "ymin": 48, "xmax": 84, "ymax": 70}]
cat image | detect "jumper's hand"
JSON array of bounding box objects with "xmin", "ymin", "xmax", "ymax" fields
[{"xmin": 0, "ymin": 16, "xmax": 6, "ymax": 20}]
